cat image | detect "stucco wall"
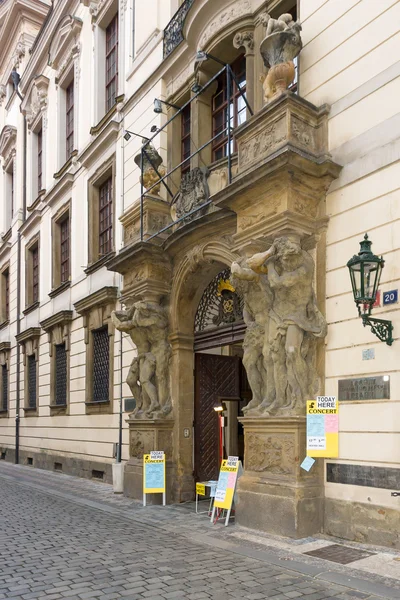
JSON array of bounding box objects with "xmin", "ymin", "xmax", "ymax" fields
[{"xmin": 300, "ymin": 0, "xmax": 400, "ymax": 542}]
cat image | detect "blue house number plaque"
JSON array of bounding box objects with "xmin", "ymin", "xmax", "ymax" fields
[{"xmin": 383, "ymin": 290, "xmax": 398, "ymax": 305}]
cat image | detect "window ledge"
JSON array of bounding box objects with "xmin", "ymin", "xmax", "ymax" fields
[
  {"xmin": 23, "ymin": 407, "xmax": 38, "ymax": 416},
  {"xmin": 85, "ymin": 400, "xmax": 112, "ymax": 415},
  {"xmin": 23, "ymin": 301, "xmax": 40, "ymax": 316},
  {"xmin": 0, "ymin": 410, "xmax": 9, "ymax": 418},
  {"xmin": 27, "ymin": 190, "xmax": 46, "ymax": 213},
  {"xmin": 49, "ymin": 280, "xmax": 71, "ymax": 299},
  {"xmin": 1, "ymin": 228, "xmax": 12, "ymax": 243},
  {"xmin": 53, "ymin": 150, "xmax": 78, "ymax": 180},
  {"xmin": 84, "ymin": 251, "xmax": 115, "ymax": 275},
  {"xmin": 50, "ymin": 404, "xmax": 68, "ymax": 416},
  {"xmin": 89, "ymin": 96, "xmax": 124, "ymax": 136},
  {"xmin": 0, "ymin": 320, "xmax": 9, "ymax": 331}
]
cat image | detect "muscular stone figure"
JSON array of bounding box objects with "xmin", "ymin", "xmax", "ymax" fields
[
  {"xmin": 111, "ymin": 306, "xmax": 159, "ymax": 417},
  {"xmin": 231, "ymin": 258, "xmax": 274, "ymax": 413},
  {"xmin": 131, "ymin": 301, "xmax": 172, "ymax": 416},
  {"xmin": 248, "ymin": 236, "xmax": 326, "ymax": 414}
]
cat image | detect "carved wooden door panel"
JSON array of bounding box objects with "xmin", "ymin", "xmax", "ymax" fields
[{"xmin": 194, "ymin": 353, "xmax": 240, "ymax": 482}]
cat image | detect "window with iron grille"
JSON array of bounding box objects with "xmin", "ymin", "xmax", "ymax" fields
[
  {"xmin": 37, "ymin": 128, "xmax": 43, "ymax": 192},
  {"xmin": 92, "ymin": 327, "xmax": 109, "ymax": 403},
  {"xmin": 1, "ymin": 364, "xmax": 8, "ymax": 411},
  {"xmin": 31, "ymin": 245, "xmax": 39, "ymax": 303},
  {"xmin": 28, "ymin": 354, "xmax": 37, "ymax": 409},
  {"xmin": 212, "ymin": 55, "xmax": 246, "ymax": 162},
  {"xmin": 181, "ymin": 104, "xmax": 191, "ymax": 175},
  {"xmin": 66, "ymin": 80, "xmax": 74, "ymax": 160},
  {"xmin": 55, "ymin": 343, "xmax": 67, "ymax": 406},
  {"xmin": 60, "ymin": 216, "xmax": 70, "ymax": 283},
  {"xmin": 106, "ymin": 14, "xmax": 118, "ymax": 112},
  {"xmin": 99, "ymin": 177, "xmax": 113, "ymax": 256},
  {"xmin": 2, "ymin": 268, "xmax": 9, "ymax": 321}
]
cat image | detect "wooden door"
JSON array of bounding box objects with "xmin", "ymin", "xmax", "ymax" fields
[{"xmin": 194, "ymin": 353, "xmax": 240, "ymax": 482}]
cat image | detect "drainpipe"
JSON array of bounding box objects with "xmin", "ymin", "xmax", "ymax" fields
[{"xmin": 15, "ymin": 76, "xmax": 26, "ymax": 464}]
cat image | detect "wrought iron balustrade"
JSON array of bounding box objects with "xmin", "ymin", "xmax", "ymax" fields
[{"xmin": 163, "ymin": 0, "xmax": 195, "ymax": 58}]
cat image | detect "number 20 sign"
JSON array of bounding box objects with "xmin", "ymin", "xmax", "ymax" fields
[{"xmin": 383, "ymin": 290, "xmax": 398, "ymax": 305}]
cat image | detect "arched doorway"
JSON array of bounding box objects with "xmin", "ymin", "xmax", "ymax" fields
[{"xmin": 193, "ymin": 268, "xmax": 249, "ymax": 482}]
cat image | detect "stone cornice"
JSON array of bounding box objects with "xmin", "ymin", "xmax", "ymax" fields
[
  {"xmin": 79, "ymin": 119, "xmax": 120, "ymax": 169},
  {"xmin": 0, "ymin": 342, "xmax": 11, "ymax": 353},
  {"xmin": 0, "ymin": 0, "xmax": 50, "ymax": 83},
  {"xmin": 48, "ymin": 14, "xmax": 83, "ymax": 69},
  {"xmin": 40, "ymin": 310, "xmax": 73, "ymax": 331},
  {"xmin": 19, "ymin": 0, "xmax": 77, "ymax": 94},
  {"xmin": 16, "ymin": 326, "xmax": 41, "ymax": 344},
  {"xmin": 20, "ymin": 74, "xmax": 50, "ymax": 129},
  {"xmin": 42, "ymin": 172, "xmax": 74, "ymax": 207},
  {"xmin": 74, "ymin": 286, "xmax": 118, "ymax": 315}
]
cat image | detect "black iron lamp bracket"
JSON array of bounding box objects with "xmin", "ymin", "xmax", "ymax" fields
[{"xmin": 361, "ymin": 314, "xmax": 393, "ymax": 346}]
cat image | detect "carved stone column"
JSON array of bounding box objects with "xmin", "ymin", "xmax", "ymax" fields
[
  {"xmin": 237, "ymin": 416, "xmax": 324, "ymax": 537},
  {"xmin": 124, "ymin": 419, "xmax": 175, "ymax": 503},
  {"xmin": 233, "ymin": 30, "xmax": 255, "ymax": 118}
]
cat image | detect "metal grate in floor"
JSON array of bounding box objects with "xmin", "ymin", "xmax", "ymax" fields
[{"xmin": 304, "ymin": 543, "xmax": 375, "ymax": 564}]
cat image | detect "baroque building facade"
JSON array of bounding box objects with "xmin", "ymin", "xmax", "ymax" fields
[{"xmin": 0, "ymin": 0, "xmax": 399, "ymax": 548}]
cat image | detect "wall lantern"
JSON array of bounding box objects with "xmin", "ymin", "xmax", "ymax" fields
[{"xmin": 347, "ymin": 233, "xmax": 393, "ymax": 345}]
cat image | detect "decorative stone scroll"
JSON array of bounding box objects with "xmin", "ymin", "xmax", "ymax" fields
[
  {"xmin": 233, "ymin": 31, "xmax": 254, "ymax": 55},
  {"xmin": 20, "ymin": 75, "xmax": 49, "ymax": 130}
]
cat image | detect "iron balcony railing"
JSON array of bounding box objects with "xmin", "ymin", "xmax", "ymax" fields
[
  {"xmin": 163, "ymin": 0, "xmax": 195, "ymax": 58},
  {"xmin": 136, "ymin": 63, "xmax": 253, "ymax": 242}
]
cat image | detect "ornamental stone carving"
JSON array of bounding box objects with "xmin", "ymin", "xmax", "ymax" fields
[
  {"xmin": 134, "ymin": 140, "xmax": 166, "ymax": 196},
  {"xmin": 246, "ymin": 433, "xmax": 295, "ymax": 475},
  {"xmin": 198, "ymin": 0, "xmax": 252, "ymax": 50},
  {"xmin": 112, "ymin": 301, "xmax": 172, "ymax": 419},
  {"xmin": 259, "ymin": 13, "xmax": 302, "ymax": 103},
  {"xmin": 0, "ymin": 85, "xmax": 6, "ymax": 107},
  {"xmin": 233, "ymin": 31, "xmax": 254, "ymax": 55},
  {"xmin": 21, "ymin": 76, "xmax": 50, "ymax": 129},
  {"xmin": 170, "ymin": 167, "xmax": 210, "ymax": 221},
  {"xmin": 234, "ymin": 235, "xmax": 327, "ymax": 417}
]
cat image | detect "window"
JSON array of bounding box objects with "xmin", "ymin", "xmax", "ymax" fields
[
  {"xmin": 74, "ymin": 286, "xmax": 117, "ymax": 414},
  {"xmin": 106, "ymin": 14, "xmax": 118, "ymax": 112},
  {"xmin": 60, "ymin": 216, "xmax": 70, "ymax": 283},
  {"xmin": 212, "ymin": 55, "xmax": 246, "ymax": 162},
  {"xmin": 87, "ymin": 158, "xmax": 115, "ymax": 270},
  {"xmin": 51, "ymin": 204, "xmax": 71, "ymax": 294},
  {"xmin": 28, "ymin": 354, "xmax": 37, "ymax": 409},
  {"xmin": 181, "ymin": 104, "xmax": 191, "ymax": 175},
  {"xmin": 26, "ymin": 238, "xmax": 40, "ymax": 309},
  {"xmin": 1, "ymin": 364, "xmax": 8, "ymax": 412},
  {"xmin": 37, "ymin": 128, "xmax": 43, "ymax": 192},
  {"xmin": 40, "ymin": 310, "xmax": 72, "ymax": 414},
  {"xmin": 1, "ymin": 267, "xmax": 10, "ymax": 323},
  {"xmin": 32, "ymin": 245, "xmax": 39, "ymax": 303},
  {"xmin": 66, "ymin": 80, "xmax": 74, "ymax": 160},
  {"xmin": 92, "ymin": 327, "xmax": 110, "ymax": 403},
  {"xmin": 55, "ymin": 343, "xmax": 67, "ymax": 406},
  {"xmin": 99, "ymin": 177, "xmax": 113, "ymax": 256},
  {"xmin": 5, "ymin": 163, "xmax": 14, "ymax": 226}
]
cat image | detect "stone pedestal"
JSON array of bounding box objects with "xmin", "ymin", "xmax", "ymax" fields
[
  {"xmin": 120, "ymin": 195, "xmax": 171, "ymax": 246},
  {"xmin": 236, "ymin": 416, "xmax": 324, "ymax": 538},
  {"xmin": 124, "ymin": 418, "xmax": 175, "ymax": 504}
]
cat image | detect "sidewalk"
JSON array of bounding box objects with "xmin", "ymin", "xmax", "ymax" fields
[{"xmin": 1, "ymin": 460, "xmax": 400, "ymax": 600}]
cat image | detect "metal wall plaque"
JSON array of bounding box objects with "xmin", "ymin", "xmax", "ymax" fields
[
  {"xmin": 338, "ymin": 376, "xmax": 390, "ymax": 401},
  {"xmin": 327, "ymin": 463, "xmax": 400, "ymax": 490}
]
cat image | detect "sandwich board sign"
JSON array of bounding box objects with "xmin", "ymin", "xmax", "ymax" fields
[
  {"xmin": 143, "ymin": 451, "xmax": 165, "ymax": 506},
  {"xmin": 211, "ymin": 456, "xmax": 242, "ymax": 526},
  {"xmin": 307, "ymin": 396, "xmax": 339, "ymax": 458}
]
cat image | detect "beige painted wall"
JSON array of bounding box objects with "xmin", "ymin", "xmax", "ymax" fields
[{"xmin": 300, "ymin": 0, "xmax": 400, "ymax": 509}]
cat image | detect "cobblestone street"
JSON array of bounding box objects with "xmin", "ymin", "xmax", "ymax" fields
[{"xmin": 0, "ymin": 462, "xmax": 399, "ymax": 600}]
